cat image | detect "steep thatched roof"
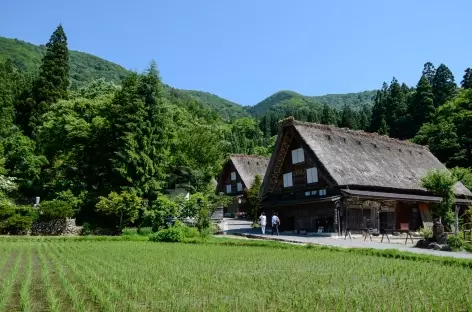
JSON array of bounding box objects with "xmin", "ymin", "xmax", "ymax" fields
[
  {"xmin": 263, "ymin": 118, "xmax": 471, "ymax": 196},
  {"xmin": 230, "ymin": 154, "xmax": 269, "ymax": 188}
]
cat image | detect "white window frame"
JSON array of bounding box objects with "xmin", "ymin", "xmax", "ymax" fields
[
  {"xmin": 283, "ymin": 172, "xmax": 293, "ymax": 188},
  {"xmin": 306, "ymin": 167, "xmax": 318, "ymax": 184},
  {"xmin": 291, "ymin": 148, "xmax": 305, "ymax": 164},
  {"xmin": 231, "ymin": 172, "xmax": 236, "ymax": 180},
  {"xmin": 311, "ymin": 190, "xmax": 318, "ymax": 196},
  {"xmin": 237, "ymin": 182, "xmax": 243, "ymax": 192},
  {"xmin": 319, "ymin": 189, "xmax": 326, "ymax": 196},
  {"xmin": 226, "ymin": 184, "xmax": 232, "ymax": 194},
  {"xmin": 305, "ymin": 191, "xmax": 311, "ymax": 197}
]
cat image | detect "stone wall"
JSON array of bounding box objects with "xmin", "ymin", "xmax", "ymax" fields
[{"xmin": 30, "ymin": 218, "xmax": 83, "ymax": 236}]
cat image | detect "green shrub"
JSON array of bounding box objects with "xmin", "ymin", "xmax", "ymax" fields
[
  {"xmin": 82, "ymin": 222, "xmax": 92, "ymax": 236},
  {"xmin": 182, "ymin": 226, "xmax": 199, "ymax": 238},
  {"xmin": 40, "ymin": 200, "xmax": 74, "ymax": 220},
  {"xmin": 199, "ymin": 227, "xmax": 213, "ymax": 240},
  {"xmin": 447, "ymin": 234, "xmax": 465, "ymax": 250},
  {"xmin": 149, "ymin": 227, "xmax": 184, "ymax": 242},
  {"xmin": 418, "ymin": 227, "xmax": 433, "ymax": 240},
  {"xmin": 464, "ymin": 243, "xmax": 472, "ymax": 253},
  {"xmin": 149, "ymin": 222, "xmax": 200, "ymax": 242},
  {"xmin": 0, "ymin": 201, "xmax": 37, "ymax": 234}
]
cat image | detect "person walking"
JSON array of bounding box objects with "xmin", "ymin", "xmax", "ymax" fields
[
  {"xmin": 271, "ymin": 212, "xmax": 280, "ymax": 236},
  {"xmin": 259, "ymin": 212, "xmax": 267, "ymax": 235}
]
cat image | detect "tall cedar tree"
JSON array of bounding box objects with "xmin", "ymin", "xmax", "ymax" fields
[
  {"xmin": 386, "ymin": 78, "xmax": 409, "ymax": 139},
  {"xmin": 244, "ymin": 174, "xmax": 262, "ymax": 223},
  {"xmin": 30, "ymin": 24, "xmax": 69, "ymax": 133},
  {"xmin": 340, "ymin": 104, "xmax": 358, "ymax": 129},
  {"xmin": 369, "ymin": 83, "xmax": 388, "ymax": 133},
  {"xmin": 422, "ymin": 62, "xmax": 436, "ymax": 85},
  {"xmin": 432, "ymin": 64, "xmax": 456, "ymax": 107},
  {"xmin": 358, "ymin": 104, "xmax": 372, "ymax": 131},
  {"xmin": 462, "ymin": 68, "xmax": 472, "ymax": 89},
  {"xmin": 110, "ymin": 61, "xmax": 170, "ymax": 200},
  {"xmin": 321, "ymin": 104, "xmax": 338, "ymax": 126},
  {"xmin": 410, "ymin": 75, "xmax": 435, "ymax": 136},
  {"xmin": 378, "ymin": 116, "xmax": 389, "ymax": 135}
]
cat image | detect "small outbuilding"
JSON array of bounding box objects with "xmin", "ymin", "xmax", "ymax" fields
[{"xmin": 217, "ymin": 154, "xmax": 269, "ymax": 216}]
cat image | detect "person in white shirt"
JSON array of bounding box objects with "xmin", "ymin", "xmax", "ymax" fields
[
  {"xmin": 271, "ymin": 212, "xmax": 280, "ymax": 236},
  {"xmin": 259, "ymin": 212, "xmax": 267, "ymax": 234}
]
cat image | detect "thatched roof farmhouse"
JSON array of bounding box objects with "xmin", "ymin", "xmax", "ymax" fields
[
  {"xmin": 217, "ymin": 154, "xmax": 269, "ymax": 215},
  {"xmin": 260, "ymin": 117, "xmax": 472, "ymax": 235}
]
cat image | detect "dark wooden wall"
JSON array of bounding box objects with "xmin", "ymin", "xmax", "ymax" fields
[
  {"xmin": 217, "ymin": 160, "xmax": 243, "ymax": 196},
  {"xmin": 263, "ymin": 201, "xmax": 336, "ymax": 232},
  {"xmin": 270, "ymin": 127, "xmax": 332, "ymax": 200}
]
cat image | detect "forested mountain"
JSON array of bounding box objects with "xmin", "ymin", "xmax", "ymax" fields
[
  {"xmin": 2, "ymin": 35, "xmax": 378, "ymax": 121},
  {"xmin": 0, "ymin": 36, "xmax": 248, "ymax": 120},
  {"xmin": 248, "ymin": 90, "xmax": 376, "ymax": 116}
]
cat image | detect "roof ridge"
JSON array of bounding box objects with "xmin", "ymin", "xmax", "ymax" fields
[
  {"xmin": 281, "ymin": 117, "xmax": 428, "ymax": 151},
  {"xmin": 230, "ymin": 154, "xmax": 270, "ymax": 159}
]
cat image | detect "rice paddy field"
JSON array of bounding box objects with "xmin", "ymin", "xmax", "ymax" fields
[{"xmin": 0, "ymin": 238, "xmax": 471, "ymax": 312}]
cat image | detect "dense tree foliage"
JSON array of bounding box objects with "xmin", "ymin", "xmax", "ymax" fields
[{"xmin": 413, "ymin": 89, "xmax": 472, "ymax": 168}]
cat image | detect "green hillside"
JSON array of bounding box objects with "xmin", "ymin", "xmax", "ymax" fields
[
  {"xmin": 0, "ymin": 36, "xmax": 248, "ymax": 120},
  {"xmin": 0, "ymin": 36, "xmax": 129, "ymax": 87},
  {"xmin": 248, "ymin": 90, "xmax": 376, "ymax": 116},
  {"xmin": 183, "ymin": 90, "xmax": 248, "ymax": 119}
]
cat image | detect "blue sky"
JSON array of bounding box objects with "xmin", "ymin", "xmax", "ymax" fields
[{"xmin": 1, "ymin": 1, "xmax": 471, "ymax": 105}]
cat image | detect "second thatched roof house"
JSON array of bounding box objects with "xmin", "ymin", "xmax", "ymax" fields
[
  {"xmin": 217, "ymin": 154, "xmax": 269, "ymax": 216},
  {"xmin": 260, "ymin": 117, "xmax": 472, "ymax": 235}
]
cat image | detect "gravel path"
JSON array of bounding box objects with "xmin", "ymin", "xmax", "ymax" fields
[{"xmin": 219, "ymin": 218, "xmax": 472, "ymax": 259}]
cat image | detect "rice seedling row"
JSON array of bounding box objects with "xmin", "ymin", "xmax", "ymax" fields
[
  {"xmin": 36, "ymin": 245, "xmax": 61, "ymax": 312},
  {"xmin": 20, "ymin": 246, "xmax": 32, "ymax": 312},
  {"xmin": 0, "ymin": 249, "xmax": 21, "ymax": 311}
]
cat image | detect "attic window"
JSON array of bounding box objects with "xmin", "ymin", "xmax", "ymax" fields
[
  {"xmin": 291, "ymin": 148, "xmax": 305, "ymax": 164},
  {"xmin": 283, "ymin": 172, "xmax": 293, "ymax": 188},
  {"xmin": 231, "ymin": 172, "xmax": 236, "ymax": 180},
  {"xmin": 306, "ymin": 167, "xmax": 318, "ymax": 184}
]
